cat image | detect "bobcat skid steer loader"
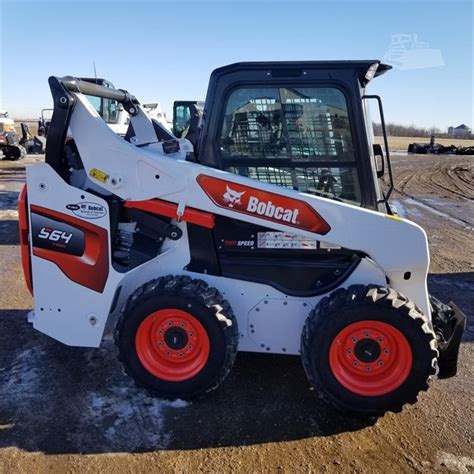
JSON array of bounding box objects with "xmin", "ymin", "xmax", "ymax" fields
[{"xmin": 18, "ymin": 61, "xmax": 465, "ymax": 415}]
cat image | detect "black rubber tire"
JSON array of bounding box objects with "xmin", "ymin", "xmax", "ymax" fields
[
  {"xmin": 301, "ymin": 285, "xmax": 438, "ymax": 416},
  {"xmin": 3, "ymin": 145, "xmax": 26, "ymax": 160},
  {"xmin": 115, "ymin": 275, "xmax": 239, "ymax": 399}
]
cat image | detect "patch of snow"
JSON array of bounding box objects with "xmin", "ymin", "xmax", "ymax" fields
[
  {"xmin": 0, "ymin": 209, "xmax": 18, "ymax": 220},
  {"xmin": 404, "ymin": 198, "xmax": 473, "ymax": 230},
  {"xmin": 167, "ymin": 398, "xmax": 189, "ymax": 408},
  {"xmin": 390, "ymin": 200, "xmax": 407, "ymax": 218},
  {"xmin": 436, "ymin": 451, "xmax": 474, "ymax": 472},
  {"xmin": 74, "ymin": 384, "xmax": 189, "ymax": 451},
  {"xmin": 79, "ymin": 387, "xmax": 171, "ymax": 449}
]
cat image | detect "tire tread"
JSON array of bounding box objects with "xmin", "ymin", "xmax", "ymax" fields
[
  {"xmin": 115, "ymin": 275, "xmax": 239, "ymax": 399},
  {"xmin": 301, "ymin": 285, "xmax": 438, "ymax": 415}
]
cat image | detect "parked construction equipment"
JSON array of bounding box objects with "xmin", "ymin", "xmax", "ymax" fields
[
  {"xmin": 143, "ymin": 103, "xmax": 171, "ymax": 131},
  {"xmin": 408, "ymin": 137, "xmax": 474, "ymax": 155},
  {"xmin": 18, "ymin": 61, "xmax": 465, "ymax": 415},
  {"xmin": 172, "ymin": 100, "xmax": 204, "ymax": 145},
  {"xmin": 38, "ymin": 109, "xmax": 53, "ymax": 137},
  {"xmin": 0, "ymin": 110, "xmax": 26, "ymax": 160},
  {"xmin": 20, "ymin": 123, "xmax": 46, "ymax": 154}
]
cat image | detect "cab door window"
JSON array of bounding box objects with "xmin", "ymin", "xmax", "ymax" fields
[
  {"xmin": 174, "ymin": 105, "xmax": 192, "ymax": 138},
  {"xmin": 219, "ymin": 86, "xmax": 361, "ymax": 204},
  {"xmin": 86, "ymin": 95, "xmax": 120, "ymax": 124}
]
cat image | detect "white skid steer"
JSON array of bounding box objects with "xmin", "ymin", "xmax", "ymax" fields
[{"xmin": 18, "ymin": 61, "xmax": 465, "ymax": 415}]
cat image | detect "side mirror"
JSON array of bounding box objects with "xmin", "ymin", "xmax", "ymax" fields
[{"xmin": 373, "ymin": 143, "xmax": 385, "ymax": 178}]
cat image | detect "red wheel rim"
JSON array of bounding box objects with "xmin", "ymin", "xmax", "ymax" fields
[
  {"xmin": 135, "ymin": 309, "xmax": 210, "ymax": 382},
  {"xmin": 329, "ymin": 320, "xmax": 412, "ymax": 396}
]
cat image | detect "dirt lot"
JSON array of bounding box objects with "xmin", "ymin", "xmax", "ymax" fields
[{"xmin": 0, "ymin": 153, "xmax": 473, "ymax": 473}]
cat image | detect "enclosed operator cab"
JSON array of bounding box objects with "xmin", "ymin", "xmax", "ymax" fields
[{"xmin": 192, "ymin": 61, "xmax": 393, "ymax": 213}]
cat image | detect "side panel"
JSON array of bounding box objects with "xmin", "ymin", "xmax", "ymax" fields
[
  {"xmin": 184, "ymin": 257, "xmax": 386, "ymax": 355},
  {"xmin": 26, "ymin": 165, "xmax": 122, "ymax": 347},
  {"xmin": 102, "ymin": 227, "xmax": 386, "ymax": 356}
]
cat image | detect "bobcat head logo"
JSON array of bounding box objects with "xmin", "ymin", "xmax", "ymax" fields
[{"xmin": 223, "ymin": 186, "xmax": 246, "ymax": 208}]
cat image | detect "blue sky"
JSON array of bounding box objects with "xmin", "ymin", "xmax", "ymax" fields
[{"xmin": 1, "ymin": 1, "xmax": 472, "ymax": 130}]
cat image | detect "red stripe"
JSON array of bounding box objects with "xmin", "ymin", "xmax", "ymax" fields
[{"xmin": 124, "ymin": 199, "xmax": 215, "ymax": 229}]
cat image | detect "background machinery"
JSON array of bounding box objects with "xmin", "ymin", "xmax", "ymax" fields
[{"xmin": 0, "ymin": 110, "xmax": 26, "ymax": 160}]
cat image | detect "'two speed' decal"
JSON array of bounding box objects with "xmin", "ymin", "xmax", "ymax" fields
[{"xmin": 196, "ymin": 175, "xmax": 331, "ymax": 235}]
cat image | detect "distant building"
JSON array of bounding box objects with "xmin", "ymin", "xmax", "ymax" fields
[{"xmin": 447, "ymin": 124, "xmax": 471, "ymax": 138}]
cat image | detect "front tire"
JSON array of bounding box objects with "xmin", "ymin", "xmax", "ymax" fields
[
  {"xmin": 301, "ymin": 285, "xmax": 438, "ymax": 416},
  {"xmin": 116, "ymin": 275, "xmax": 239, "ymax": 399}
]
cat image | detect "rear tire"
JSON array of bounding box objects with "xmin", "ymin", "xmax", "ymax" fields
[
  {"xmin": 115, "ymin": 275, "xmax": 239, "ymax": 399},
  {"xmin": 301, "ymin": 285, "xmax": 438, "ymax": 416},
  {"xmin": 4, "ymin": 145, "xmax": 26, "ymax": 160}
]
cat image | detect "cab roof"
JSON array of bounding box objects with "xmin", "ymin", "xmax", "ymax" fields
[{"xmin": 210, "ymin": 60, "xmax": 392, "ymax": 87}]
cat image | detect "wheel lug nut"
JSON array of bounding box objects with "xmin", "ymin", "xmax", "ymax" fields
[
  {"xmin": 366, "ymin": 366, "xmax": 371, "ymax": 371},
  {"xmin": 188, "ymin": 345, "xmax": 193, "ymax": 349},
  {"xmin": 158, "ymin": 341, "xmax": 163, "ymax": 346},
  {"xmin": 347, "ymin": 349, "xmax": 353, "ymax": 354},
  {"xmin": 364, "ymin": 333, "xmax": 370, "ymax": 337},
  {"xmin": 179, "ymin": 352, "xmax": 184, "ymax": 357},
  {"xmin": 168, "ymin": 322, "xmax": 173, "ymax": 326},
  {"xmin": 378, "ymin": 360, "xmax": 384, "ymax": 366},
  {"xmin": 166, "ymin": 351, "xmax": 171, "ymax": 356},
  {"xmin": 189, "ymin": 333, "xmax": 193, "ymax": 337},
  {"xmin": 159, "ymin": 329, "xmax": 164, "ymax": 334},
  {"xmin": 377, "ymin": 337, "xmax": 383, "ymax": 342},
  {"xmin": 353, "ymin": 361, "xmax": 358, "ymax": 366},
  {"xmin": 180, "ymin": 323, "xmax": 186, "ymax": 328},
  {"xmin": 384, "ymin": 349, "xmax": 389, "ymax": 354},
  {"xmin": 351, "ymin": 337, "xmax": 357, "ymax": 343}
]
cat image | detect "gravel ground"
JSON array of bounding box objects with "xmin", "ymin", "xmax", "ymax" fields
[{"xmin": 0, "ymin": 154, "xmax": 473, "ymax": 473}]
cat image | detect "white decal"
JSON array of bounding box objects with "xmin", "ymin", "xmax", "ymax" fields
[
  {"xmin": 257, "ymin": 232, "xmax": 317, "ymax": 249},
  {"xmin": 223, "ymin": 186, "xmax": 246, "ymax": 208},
  {"xmin": 247, "ymin": 196, "xmax": 299, "ymax": 224},
  {"xmin": 38, "ymin": 227, "xmax": 73, "ymax": 244},
  {"xmin": 66, "ymin": 202, "xmax": 107, "ymax": 219}
]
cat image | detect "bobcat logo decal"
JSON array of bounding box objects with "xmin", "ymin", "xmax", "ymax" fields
[
  {"xmin": 197, "ymin": 175, "xmax": 331, "ymax": 235},
  {"xmin": 223, "ymin": 186, "xmax": 246, "ymax": 208}
]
